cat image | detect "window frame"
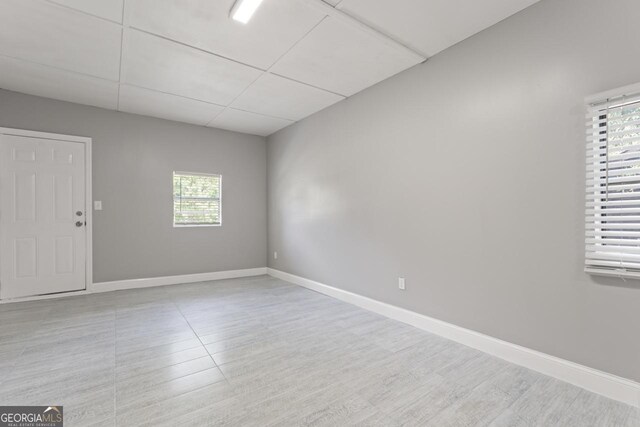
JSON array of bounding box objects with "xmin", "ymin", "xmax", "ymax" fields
[
  {"xmin": 172, "ymin": 171, "xmax": 222, "ymax": 228},
  {"xmin": 585, "ymin": 82, "xmax": 640, "ymax": 279}
]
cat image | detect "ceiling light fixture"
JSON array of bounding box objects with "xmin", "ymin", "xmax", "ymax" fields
[{"xmin": 230, "ymin": 0, "xmax": 264, "ymax": 24}]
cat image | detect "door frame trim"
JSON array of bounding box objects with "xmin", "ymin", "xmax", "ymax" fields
[{"xmin": 0, "ymin": 127, "xmax": 93, "ymax": 298}]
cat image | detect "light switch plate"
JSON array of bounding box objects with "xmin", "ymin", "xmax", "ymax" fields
[{"xmin": 94, "ymin": 201, "xmax": 102, "ymax": 210}]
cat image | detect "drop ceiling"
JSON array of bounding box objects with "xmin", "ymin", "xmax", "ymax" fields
[{"xmin": 0, "ymin": 0, "xmax": 539, "ymax": 136}]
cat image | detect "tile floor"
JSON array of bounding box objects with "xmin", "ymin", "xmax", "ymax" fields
[{"xmin": 0, "ymin": 275, "xmax": 638, "ymax": 426}]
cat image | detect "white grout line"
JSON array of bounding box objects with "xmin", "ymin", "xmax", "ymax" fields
[{"xmin": 171, "ymin": 299, "xmax": 232, "ymax": 385}]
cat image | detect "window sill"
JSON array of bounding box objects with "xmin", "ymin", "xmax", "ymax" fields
[
  {"xmin": 173, "ymin": 224, "xmax": 221, "ymax": 228},
  {"xmin": 585, "ymin": 267, "xmax": 640, "ymax": 280}
]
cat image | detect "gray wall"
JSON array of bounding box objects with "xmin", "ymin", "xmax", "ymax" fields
[
  {"xmin": 0, "ymin": 89, "xmax": 267, "ymax": 283},
  {"xmin": 267, "ymin": 0, "xmax": 640, "ymax": 381}
]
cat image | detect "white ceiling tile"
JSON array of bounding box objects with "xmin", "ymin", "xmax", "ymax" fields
[
  {"xmin": 48, "ymin": 0, "xmax": 124, "ymax": 23},
  {"xmin": 128, "ymin": 0, "xmax": 325, "ymax": 70},
  {"xmin": 337, "ymin": 0, "xmax": 540, "ymax": 56},
  {"xmin": 209, "ymin": 108, "xmax": 293, "ymax": 137},
  {"xmin": 0, "ymin": 0, "xmax": 541, "ymax": 132},
  {"xmin": 0, "ymin": 55, "xmax": 118, "ymax": 109},
  {"xmin": 0, "ymin": 0, "xmax": 122, "ymax": 81},
  {"xmin": 122, "ymin": 29, "xmax": 262, "ymax": 106},
  {"xmin": 231, "ymin": 73, "xmax": 344, "ymax": 121},
  {"xmin": 270, "ymin": 17, "xmax": 422, "ymax": 97},
  {"xmin": 118, "ymin": 85, "xmax": 224, "ymax": 126}
]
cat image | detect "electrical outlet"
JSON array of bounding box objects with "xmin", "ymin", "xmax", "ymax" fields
[
  {"xmin": 398, "ymin": 277, "xmax": 406, "ymax": 290},
  {"xmin": 273, "ymin": 251, "xmax": 278, "ymax": 260}
]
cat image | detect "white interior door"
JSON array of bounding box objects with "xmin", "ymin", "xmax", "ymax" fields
[{"xmin": 0, "ymin": 134, "xmax": 86, "ymax": 299}]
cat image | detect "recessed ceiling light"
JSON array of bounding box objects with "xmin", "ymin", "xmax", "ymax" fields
[{"xmin": 230, "ymin": 0, "xmax": 264, "ymax": 24}]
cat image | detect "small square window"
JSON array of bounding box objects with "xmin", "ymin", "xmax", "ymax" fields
[{"xmin": 173, "ymin": 172, "xmax": 221, "ymax": 227}]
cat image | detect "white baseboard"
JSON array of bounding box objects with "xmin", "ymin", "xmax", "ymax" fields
[
  {"xmin": 92, "ymin": 268, "xmax": 268, "ymax": 292},
  {"xmin": 0, "ymin": 289, "xmax": 91, "ymax": 304},
  {"xmin": 0, "ymin": 268, "xmax": 267, "ymax": 304},
  {"xmin": 267, "ymin": 268, "xmax": 640, "ymax": 408}
]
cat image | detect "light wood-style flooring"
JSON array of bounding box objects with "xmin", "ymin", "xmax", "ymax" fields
[{"xmin": 0, "ymin": 275, "xmax": 638, "ymax": 426}]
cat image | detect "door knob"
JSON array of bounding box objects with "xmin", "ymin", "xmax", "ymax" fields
[
  {"xmin": 75, "ymin": 221, "xmax": 84, "ymax": 227},
  {"xmin": 76, "ymin": 211, "xmax": 83, "ymax": 216}
]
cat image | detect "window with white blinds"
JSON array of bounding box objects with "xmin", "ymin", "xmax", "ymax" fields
[
  {"xmin": 173, "ymin": 172, "xmax": 221, "ymax": 226},
  {"xmin": 586, "ymin": 90, "xmax": 640, "ymax": 278}
]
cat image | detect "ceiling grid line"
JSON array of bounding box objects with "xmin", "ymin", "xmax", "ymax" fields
[
  {"xmin": 116, "ymin": 0, "xmax": 127, "ymax": 110},
  {"xmin": 0, "ymin": 50, "xmax": 236, "ymax": 113},
  {"xmin": 43, "ymin": 0, "xmax": 123, "ymax": 25},
  {"xmin": 223, "ymin": 106, "xmax": 293, "ymax": 122},
  {"xmin": 268, "ymin": 72, "xmax": 346, "ymax": 98},
  {"xmin": 265, "ymin": 15, "xmax": 329, "ymax": 71},
  {"xmin": 126, "ymin": 27, "xmax": 266, "ymax": 73},
  {"xmin": 298, "ymin": 0, "xmax": 427, "ymax": 61},
  {"xmin": 0, "ymin": 52, "xmax": 118, "ymax": 84},
  {"xmin": 0, "ymin": 0, "xmax": 541, "ymax": 136},
  {"xmin": 125, "ymin": 24, "xmax": 347, "ymax": 103},
  {"xmin": 207, "ymin": 15, "xmax": 333, "ymax": 127},
  {"xmin": 119, "ymin": 83, "xmax": 226, "ymax": 109},
  {"xmin": 204, "ymin": 73, "xmax": 265, "ymax": 127}
]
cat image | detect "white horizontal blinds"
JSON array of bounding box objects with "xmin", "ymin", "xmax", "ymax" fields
[
  {"xmin": 173, "ymin": 172, "xmax": 221, "ymax": 225},
  {"xmin": 586, "ymin": 93, "xmax": 640, "ymax": 276}
]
